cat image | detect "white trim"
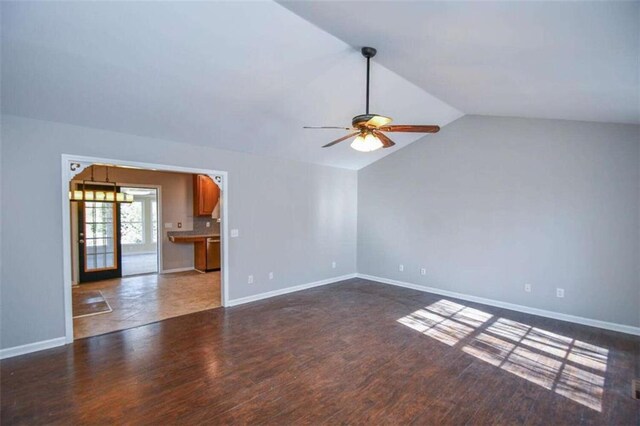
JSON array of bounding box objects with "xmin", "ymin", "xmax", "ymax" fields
[
  {"xmin": 357, "ymin": 274, "xmax": 640, "ymax": 336},
  {"xmin": 117, "ymin": 182, "xmax": 163, "ymax": 276},
  {"xmin": 227, "ymin": 273, "xmax": 357, "ymax": 307},
  {"xmin": 161, "ymin": 267, "xmax": 196, "ymax": 274},
  {"xmin": 0, "ymin": 337, "xmax": 66, "ymax": 360},
  {"xmin": 61, "ymin": 154, "xmax": 230, "ymax": 344}
]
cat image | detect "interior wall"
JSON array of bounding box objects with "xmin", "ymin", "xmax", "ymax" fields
[
  {"xmin": 73, "ymin": 167, "xmax": 197, "ymax": 273},
  {"xmin": 358, "ymin": 115, "xmax": 640, "ymax": 327},
  {"xmin": 0, "ymin": 115, "xmax": 358, "ymax": 350}
]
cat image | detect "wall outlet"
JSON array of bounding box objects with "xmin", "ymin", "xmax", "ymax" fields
[
  {"xmin": 248, "ymin": 275, "xmax": 254, "ymax": 284},
  {"xmin": 524, "ymin": 284, "xmax": 531, "ymax": 293},
  {"xmin": 230, "ymin": 229, "xmax": 239, "ymax": 238},
  {"xmin": 399, "ymin": 264, "xmax": 404, "ymax": 272},
  {"xmin": 206, "ymin": 221, "xmax": 211, "ymax": 228},
  {"xmin": 268, "ymin": 272, "xmax": 273, "ymax": 280},
  {"xmin": 332, "ymin": 261, "xmax": 336, "ymax": 269},
  {"xmin": 556, "ymin": 288, "xmax": 565, "ymax": 298},
  {"xmin": 420, "ymin": 268, "xmax": 427, "ymax": 276},
  {"xmin": 164, "ymin": 223, "xmax": 173, "ymax": 229},
  {"xmin": 177, "ymin": 222, "xmax": 182, "ymax": 228}
]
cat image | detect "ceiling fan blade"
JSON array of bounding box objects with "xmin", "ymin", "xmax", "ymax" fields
[
  {"xmin": 322, "ymin": 131, "xmax": 360, "ymax": 148},
  {"xmin": 365, "ymin": 115, "xmax": 393, "ymax": 128},
  {"xmin": 373, "ymin": 130, "xmax": 396, "ymax": 148},
  {"xmin": 379, "ymin": 125, "xmax": 440, "ymax": 133},
  {"xmin": 304, "ymin": 126, "xmax": 353, "ymax": 130}
]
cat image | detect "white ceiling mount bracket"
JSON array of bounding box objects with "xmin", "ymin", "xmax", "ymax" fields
[
  {"xmin": 208, "ymin": 174, "xmax": 223, "ymax": 190},
  {"xmin": 68, "ymin": 161, "xmax": 92, "ymax": 177}
]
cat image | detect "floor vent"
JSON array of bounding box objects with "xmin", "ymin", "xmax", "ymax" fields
[{"xmin": 634, "ymin": 379, "xmax": 640, "ymax": 400}]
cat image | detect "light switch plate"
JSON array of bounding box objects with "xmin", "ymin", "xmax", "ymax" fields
[
  {"xmin": 164, "ymin": 223, "xmax": 172, "ymax": 229},
  {"xmin": 230, "ymin": 229, "xmax": 239, "ymax": 238}
]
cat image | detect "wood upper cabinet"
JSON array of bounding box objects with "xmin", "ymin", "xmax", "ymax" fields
[{"xmin": 193, "ymin": 174, "xmax": 220, "ymax": 217}]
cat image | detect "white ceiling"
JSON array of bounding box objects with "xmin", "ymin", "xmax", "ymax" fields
[
  {"xmin": 3, "ymin": 2, "xmax": 637, "ymax": 172},
  {"xmin": 281, "ymin": 0, "xmax": 640, "ymax": 125},
  {"xmin": 1, "ymin": 1, "xmax": 461, "ymax": 170}
]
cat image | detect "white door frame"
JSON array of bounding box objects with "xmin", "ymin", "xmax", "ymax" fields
[
  {"xmin": 116, "ymin": 183, "xmax": 163, "ymax": 275},
  {"xmin": 61, "ymin": 154, "xmax": 229, "ymax": 344}
]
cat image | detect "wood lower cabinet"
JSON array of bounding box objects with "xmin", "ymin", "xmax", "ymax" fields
[
  {"xmin": 193, "ymin": 238, "xmax": 220, "ymax": 272},
  {"xmin": 193, "ymin": 174, "xmax": 220, "ymax": 217},
  {"xmin": 194, "ymin": 240, "xmax": 207, "ymax": 272}
]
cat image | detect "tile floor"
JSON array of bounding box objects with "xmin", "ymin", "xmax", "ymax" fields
[{"xmin": 73, "ymin": 270, "xmax": 220, "ymax": 339}]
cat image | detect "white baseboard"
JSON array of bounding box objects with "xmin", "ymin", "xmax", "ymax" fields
[
  {"xmin": 357, "ymin": 273, "xmax": 640, "ymax": 336},
  {"xmin": 227, "ymin": 273, "xmax": 357, "ymax": 307},
  {"xmin": 0, "ymin": 337, "xmax": 67, "ymax": 360},
  {"xmin": 161, "ymin": 267, "xmax": 195, "ymax": 274}
]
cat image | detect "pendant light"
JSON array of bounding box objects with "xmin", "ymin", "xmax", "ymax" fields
[{"xmin": 69, "ymin": 166, "xmax": 134, "ymax": 203}]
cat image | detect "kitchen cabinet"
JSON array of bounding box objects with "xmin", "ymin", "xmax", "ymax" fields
[
  {"xmin": 194, "ymin": 239, "xmax": 207, "ymax": 272},
  {"xmin": 193, "ymin": 237, "xmax": 220, "ymax": 272},
  {"xmin": 193, "ymin": 174, "xmax": 220, "ymax": 217}
]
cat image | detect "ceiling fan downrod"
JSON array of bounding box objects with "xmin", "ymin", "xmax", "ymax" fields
[{"xmin": 361, "ymin": 47, "xmax": 377, "ymax": 115}]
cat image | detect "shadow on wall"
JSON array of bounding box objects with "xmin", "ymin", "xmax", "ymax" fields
[{"xmin": 398, "ymin": 299, "xmax": 608, "ymax": 412}]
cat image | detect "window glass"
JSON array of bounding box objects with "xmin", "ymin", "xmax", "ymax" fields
[{"xmin": 121, "ymin": 201, "xmax": 144, "ymax": 244}]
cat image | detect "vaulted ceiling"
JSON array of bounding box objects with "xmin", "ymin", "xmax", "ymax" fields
[
  {"xmin": 281, "ymin": 1, "xmax": 639, "ymax": 126},
  {"xmin": 2, "ymin": 1, "xmax": 637, "ymax": 170},
  {"xmin": 0, "ymin": 1, "xmax": 461, "ymax": 170}
]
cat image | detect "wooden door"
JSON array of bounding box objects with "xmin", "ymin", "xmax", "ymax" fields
[{"xmin": 78, "ymin": 199, "xmax": 122, "ymax": 283}]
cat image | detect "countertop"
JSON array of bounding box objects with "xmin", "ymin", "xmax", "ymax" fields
[{"xmin": 167, "ymin": 231, "xmax": 220, "ymax": 243}]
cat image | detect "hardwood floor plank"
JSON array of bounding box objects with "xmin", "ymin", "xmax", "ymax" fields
[{"xmin": 2, "ymin": 278, "xmax": 638, "ymax": 425}]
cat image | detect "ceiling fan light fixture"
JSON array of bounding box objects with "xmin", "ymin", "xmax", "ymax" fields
[
  {"xmin": 351, "ymin": 132, "xmax": 383, "ymax": 152},
  {"xmin": 305, "ymin": 46, "xmax": 440, "ymax": 151}
]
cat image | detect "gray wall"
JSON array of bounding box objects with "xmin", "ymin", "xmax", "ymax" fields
[
  {"xmin": 0, "ymin": 115, "xmax": 358, "ymax": 349},
  {"xmin": 358, "ymin": 115, "xmax": 640, "ymax": 327}
]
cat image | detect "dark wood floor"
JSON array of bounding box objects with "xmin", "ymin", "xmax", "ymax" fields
[{"xmin": 2, "ymin": 278, "xmax": 639, "ymax": 425}]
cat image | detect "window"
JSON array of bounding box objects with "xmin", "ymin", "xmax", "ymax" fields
[
  {"xmin": 121, "ymin": 201, "xmax": 144, "ymax": 244},
  {"xmin": 84, "ymin": 201, "xmax": 116, "ymax": 269}
]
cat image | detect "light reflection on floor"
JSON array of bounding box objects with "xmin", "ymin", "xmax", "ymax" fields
[
  {"xmin": 397, "ymin": 300, "xmax": 608, "ymax": 412},
  {"xmin": 397, "ymin": 300, "xmax": 493, "ymax": 346}
]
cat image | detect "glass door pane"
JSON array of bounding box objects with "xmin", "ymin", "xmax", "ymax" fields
[{"xmin": 84, "ymin": 201, "xmax": 117, "ymax": 271}]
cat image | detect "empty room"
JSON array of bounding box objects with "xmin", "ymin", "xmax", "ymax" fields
[{"xmin": 1, "ymin": 1, "xmax": 639, "ymax": 425}]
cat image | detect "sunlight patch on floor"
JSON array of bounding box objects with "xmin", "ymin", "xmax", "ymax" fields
[
  {"xmin": 398, "ymin": 300, "xmax": 608, "ymax": 412},
  {"xmin": 397, "ymin": 300, "xmax": 493, "ymax": 346}
]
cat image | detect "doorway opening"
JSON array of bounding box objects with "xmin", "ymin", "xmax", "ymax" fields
[
  {"xmin": 120, "ymin": 187, "xmax": 159, "ymax": 277},
  {"xmin": 64, "ymin": 159, "xmax": 228, "ymax": 341}
]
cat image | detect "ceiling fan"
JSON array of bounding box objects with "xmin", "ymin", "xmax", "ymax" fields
[{"xmin": 304, "ymin": 46, "xmax": 440, "ymax": 152}]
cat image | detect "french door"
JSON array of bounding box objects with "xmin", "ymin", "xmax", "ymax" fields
[{"xmin": 78, "ymin": 198, "xmax": 122, "ymax": 283}]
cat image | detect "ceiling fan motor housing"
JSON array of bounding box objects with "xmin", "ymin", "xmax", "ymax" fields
[{"xmin": 352, "ymin": 114, "xmax": 380, "ymax": 128}]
